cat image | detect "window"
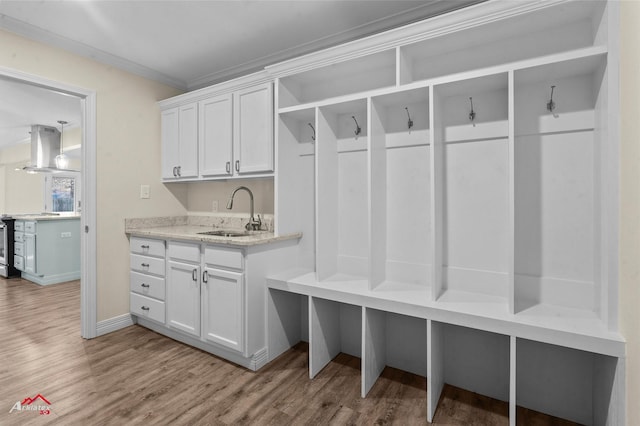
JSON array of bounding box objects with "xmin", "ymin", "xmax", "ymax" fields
[{"xmin": 44, "ymin": 174, "xmax": 80, "ymax": 213}]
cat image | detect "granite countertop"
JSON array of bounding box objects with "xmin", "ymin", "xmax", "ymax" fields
[
  {"xmin": 10, "ymin": 214, "xmax": 81, "ymax": 221},
  {"xmin": 125, "ymin": 215, "xmax": 301, "ymax": 247}
]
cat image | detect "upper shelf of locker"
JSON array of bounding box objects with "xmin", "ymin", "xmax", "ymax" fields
[{"xmin": 268, "ymin": 0, "xmax": 610, "ymax": 112}]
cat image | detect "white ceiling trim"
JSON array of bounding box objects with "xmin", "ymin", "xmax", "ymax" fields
[{"xmin": 0, "ymin": 14, "xmax": 188, "ymax": 90}]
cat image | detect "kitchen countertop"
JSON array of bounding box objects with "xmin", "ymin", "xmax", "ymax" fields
[
  {"xmin": 10, "ymin": 214, "xmax": 81, "ymax": 221},
  {"xmin": 125, "ymin": 215, "xmax": 301, "ymax": 247}
]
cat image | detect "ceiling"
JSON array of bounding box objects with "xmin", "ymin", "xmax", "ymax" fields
[
  {"xmin": 0, "ymin": 0, "xmax": 480, "ymax": 148},
  {"xmin": 0, "ymin": 76, "xmax": 82, "ymax": 150}
]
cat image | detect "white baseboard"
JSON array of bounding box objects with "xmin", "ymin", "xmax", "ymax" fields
[
  {"xmin": 96, "ymin": 313, "xmax": 135, "ymax": 336},
  {"xmin": 21, "ymin": 271, "xmax": 81, "ymax": 286}
]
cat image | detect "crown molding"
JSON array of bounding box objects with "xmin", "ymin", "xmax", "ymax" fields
[
  {"xmin": 157, "ymin": 69, "xmax": 272, "ymax": 109},
  {"xmin": 0, "ymin": 14, "xmax": 188, "ymax": 90}
]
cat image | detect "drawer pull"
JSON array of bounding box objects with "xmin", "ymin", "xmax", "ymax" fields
[
  {"xmin": 141, "ymin": 244, "xmax": 150, "ymax": 249},
  {"xmin": 141, "ymin": 306, "xmax": 150, "ymax": 311},
  {"xmin": 141, "ymin": 283, "xmax": 150, "ymax": 288},
  {"xmin": 141, "ymin": 263, "xmax": 149, "ymax": 268}
]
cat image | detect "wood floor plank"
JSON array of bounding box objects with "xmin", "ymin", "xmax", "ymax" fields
[{"xmin": 0, "ymin": 277, "xmax": 581, "ymax": 426}]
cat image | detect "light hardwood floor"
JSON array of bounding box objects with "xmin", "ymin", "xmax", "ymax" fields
[{"xmin": 0, "ymin": 278, "xmax": 578, "ymax": 425}]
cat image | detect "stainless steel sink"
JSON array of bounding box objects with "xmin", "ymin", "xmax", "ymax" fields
[{"xmin": 197, "ymin": 230, "xmax": 264, "ymax": 237}]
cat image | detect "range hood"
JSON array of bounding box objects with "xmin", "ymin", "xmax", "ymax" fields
[{"xmin": 23, "ymin": 124, "xmax": 77, "ymax": 173}]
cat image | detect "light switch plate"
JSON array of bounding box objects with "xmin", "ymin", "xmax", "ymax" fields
[
  {"xmin": 212, "ymin": 200, "xmax": 219, "ymax": 212},
  {"xmin": 140, "ymin": 185, "xmax": 150, "ymax": 199}
]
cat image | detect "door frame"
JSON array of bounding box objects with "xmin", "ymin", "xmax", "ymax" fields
[{"xmin": 0, "ymin": 66, "xmax": 97, "ymax": 338}]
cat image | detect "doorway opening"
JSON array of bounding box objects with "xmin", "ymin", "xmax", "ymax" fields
[{"xmin": 0, "ymin": 65, "xmax": 97, "ymax": 338}]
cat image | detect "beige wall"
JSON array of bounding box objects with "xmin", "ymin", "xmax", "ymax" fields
[
  {"xmin": 0, "ymin": 29, "xmax": 186, "ymax": 320},
  {"xmin": 620, "ymin": 1, "xmax": 640, "ymax": 423},
  {"xmin": 4, "ymin": 162, "xmax": 44, "ymax": 214},
  {"xmin": 0, "ymin": 143, "xmax": 44, "ymax": 214},
  {"xmin": 185, "ymin": 178, "xmax": 274, "ymax": 214}
]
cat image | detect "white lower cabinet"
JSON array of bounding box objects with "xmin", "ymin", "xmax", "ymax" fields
[
  {"xmin": 129, "ymin": 237, "xmax": 166, "ymax": 324},
  {"xmin": 165, "ymin": 241, "xmax": 244, "ymax": 352},
  {"xmin": 202, "ymin": 266, "xmax": 243, "ymax": 351},
  {"xmin": 130, "ymin": 292, "xmax": 165, "ymax": 323},
  {"xmin": 129, "ymin": 236, "xmax": 302, "ymax": 370},
  {"xmin": 167, "ymin": 260, "xmax": 201, "ymax": 337}
]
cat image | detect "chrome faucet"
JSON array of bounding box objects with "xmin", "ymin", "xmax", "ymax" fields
[{"xmin": 226, "ymin": 186, "xmax": 262, "ymax": 231}]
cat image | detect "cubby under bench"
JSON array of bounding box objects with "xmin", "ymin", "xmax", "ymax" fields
[{"xmin": 266, "ymin": 269, "xmax": 624, "ymax": 426}]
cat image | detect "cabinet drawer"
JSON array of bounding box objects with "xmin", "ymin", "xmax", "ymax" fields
[
  {"xmin": 14, "ymin": 221, "xmax": 24, "ymax": 232},
  {"xmin": 14, "ymin": 255, "xmax": 24, "ymax": 271},
  {"xmin": 130, "ymin": 271, "xmax": 165, "ymax": 300},
  {"xmin": 14, "ymin": 232, "xmax": 24, "ymax": 243},
  {"xmin": 14, "ymin": 242, "xmax": 24, "ymax": 256},
  {"xmin": 130, "ymin": 292, "xmax": 165, "ymax": 323},
  {"xmin": 204, "ymin": 245, "xmax": 243, "ymax": 270},
  {"xmin": 167, "ymin": 240, "xmax": 200, "ymax": 263},
  {"xmin": 130, "ymin": 254, "xmax": 165, "ymax": 276},
  {"xmin": 24, "ymin": 221, "xmax": 36, "ymax": 233},
  {"xmin": 130, "ymin": 237, "xmax": 165, "ymax": 258}
]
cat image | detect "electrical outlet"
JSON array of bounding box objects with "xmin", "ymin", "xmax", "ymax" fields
[
  {"xmin": 212, "ymin": 200, "xmax": 219, "ymax": 212},
  {"xmin": 140, "ymin": 184, "xmax": 150, "ymax": 199}
]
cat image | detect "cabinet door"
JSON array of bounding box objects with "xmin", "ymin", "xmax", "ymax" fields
[
  {"xmin": 199, "ymin": 94, "xmax": 233, "ymax": 178},
  {"xmin": 161, "ymin": 107, "xmax": 180, "ymax": 179},
  {"xmin": 233, "ymin": 83, "xmax": 274, "ymax": 174},
  {"xmin": 202, "ymin": 267, "xmax": 244, "ymax": 352},
  {"xmin": 24, "ymin": 233, "xmax": 36, "ymax": 275},
  {"xmin": 167, "ymin": 261, "xmax": 201, "ymax": 337},
  {"xmin": 177, "ymin": 104, "xmax": 199, "ymax": 178}
]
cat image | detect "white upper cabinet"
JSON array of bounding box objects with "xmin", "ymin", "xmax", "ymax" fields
[
  {"xmin": 234, "ymin": 83, "xmax": 274, "ymax": 175},
  {"xmin": 161, "ymin": 107, "xmax": 179, "ymax": 179},
  {"xmin": 199, "ymin": 93, "xmax": 233, "ymax": 178},
  {"xmin": 161, "ymin": 103, "xmax": 199, "ymax": 180},
  {"xmin": 160, "ymin": 77, "xmax": 274, "ymax": 182}
]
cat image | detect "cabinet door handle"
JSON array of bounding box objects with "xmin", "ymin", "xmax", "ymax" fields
[
  {"xmin": 177, "ymin": 166, "xmax": 182, "ymax": 177},
  {"xmin": 141, "ymin": 263, "xmax": 149, "ymax": 268},
  {"xmin": 226, "ymin": 161, "xmax": 231, "ymax": 174},
  {"xmin": 141, "ymin": 283, "xmax": 150, "ymax": 288},
  {"xmin": 235, "ymin": 160, "xmax": 240, "ymax": 172},
  {"xmin": 173, "ymin": 166, "xmax": 177, "ymax": 177},
  {"xmin": 141, "ymin": 306, "xmax": 150, "ymax": 311},
  {"xmin": 202, "ymin": 270, "xmax": 208, "ymax": 283},
  {"xmin": 192, "ymin": 268, "xmax": 198, "ymax": 281}
]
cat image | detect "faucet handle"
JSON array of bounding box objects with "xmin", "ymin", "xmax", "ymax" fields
[{"xmin": 245, "ymin": 214, "xmax": 262, "ymax": 231}]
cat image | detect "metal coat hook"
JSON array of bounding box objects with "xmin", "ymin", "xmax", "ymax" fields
[
  {"xmin": 351, "ymin": 116, "xmax": 362, "ymax": 139},
  {"xmin": 468, "ymin": 97, "xmax": 476, "ymax": 127},
  {"xmin": 405, "ymin": 107, "xmax": 414, "ymax": 134},
  {"xmin": 308, "ymin": 123, "xmax": 316, "ymax": 143},
  {"xmin": 547, "ymin": 85, "xmax": 558, "ymax": 117}
]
